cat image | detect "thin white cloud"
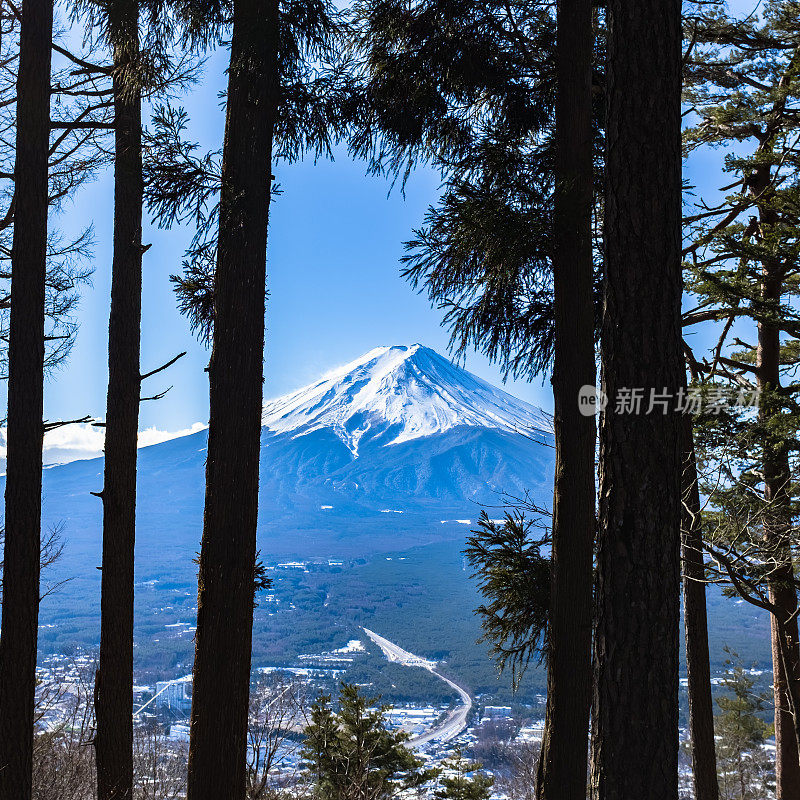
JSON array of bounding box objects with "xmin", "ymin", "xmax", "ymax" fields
[
  {"xmin": 135, "ymin": 423, "xmax": 207, "ymax": 451},
  {"xmin": 42, "ymin": 423, "xmax": 104, "ymax": 462},
  {"xmin": 0, "ymin": 422, "xmax": 207, "ymax": 467}
]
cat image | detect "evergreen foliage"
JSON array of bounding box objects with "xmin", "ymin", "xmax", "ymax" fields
[
  {"xmin": 683, "ymin": 0, "xmax": 800, "ymax": 406},
  {"xmin": 349, "ymin": 0, "xmax": 604, "ymax": 379},
  {"xmin": 463, "ymin": 510, "xmax": 550, "ymax": 688},
  {"xmin": 143, "ymin": 0, "xmax": 353, "ymax": 341},
  {"xmin": 433, "ymin": 748, "xmax": 494, "ymax": 800},
  {"xmin": 300, "ymin": 683, "xmax": 435, "ymax": 800},
  {"xmin": 715, "ymin": 649, "xmax": 775, "ymax": 800},
  {"xmin": 682, "ymin": 5, "xmax": 800, "ymax": 782},
  {"xmin": 683, "ymin": 0, "xmax": 800, "ymax": 575}
]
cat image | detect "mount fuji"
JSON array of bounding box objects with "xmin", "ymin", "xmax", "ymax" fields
[
  {"xmin": 28, "ymin": 344, "xmax": 771, "ymax": 690},
  {"xmin": 40, "ymin": 344, "xmax": 552, "ymax": 555},
  {"xmin": 33, "ymin": 345, "xmax": 555, "ymax": 668},
  {"xmin": 262, "ymin": 344, "xmax": 550, "ymax": 454}
]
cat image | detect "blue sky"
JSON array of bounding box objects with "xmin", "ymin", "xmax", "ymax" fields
[
  {"xmin": 45, "ymin": 44, "xmax": 554, "ymax": 449},
  {"xmin": 42, "ymin": 11, "xmax": 748, "ymax": 458}
]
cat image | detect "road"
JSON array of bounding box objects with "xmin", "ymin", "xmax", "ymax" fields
[{"xmin": 361, "ymin": 628, "xmax": 472, "ymax": 749}]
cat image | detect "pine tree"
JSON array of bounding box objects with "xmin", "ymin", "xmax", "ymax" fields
[
  {"xmin": 350, "ymin": 5, "xmax": 600, "ymax": 795},
  {"xmin": 351, "ymin": 0, "xmax": 563, "ymax": 379},
  {"xmin": 300, "ymin": 684, "xmax": 434, "ymax": 800},
  {"xmin": 715, "ymin": 649, "xmax": 774, "ymax": 800},
  {"xmin": 682, "ymin": 4, "xmax": 800, "ymax": 794},
  {"xmin": 183, "ymin": 2, "xmax": 279, "ymax": 797},
  {"xmin": 93, "ymin": 5, "xmax": 144, "ymax": 798},
  {"xmin": 0, "ymin": 11, "xmax": 136, "ymax": 790},
  {"xmin": 0, "ymin": 2, "xmax": 55, "ymax": 798},
  {"xmin": 85, "ymin": 2, "xmax": 172, "ymax": 796},
  {"xmin": 464, "ymin": 510, "xmax": 551, "ymax": 685},
  {"xmin": 591, "ymin": 2, "xmax": 684, "ymax": 800},
  {"xmin": 0, "ymin": 0, "xmax": 119, "ymax": 385},
  {"xmin": 147, "ymin": 3, "xmax": 350, "ymax": 798},
  {"xmin": 54, "ymin": 6, "xmax": 198, "ymax": 795},
  {"xmin": 538, "ymin": 1, "xmax": 595, "ymax": 796},
  {"xmin": 681, "ymin": 413, "xmax": 720, "ymax": 800},
  {"xmin": 434, "ymin": 749, "xmax": 494, "ymax": 800}
]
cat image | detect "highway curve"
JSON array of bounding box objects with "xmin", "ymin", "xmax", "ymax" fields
[{"xmin": 362, "ymin": 628, "xmax": 473, "ymax": 749}]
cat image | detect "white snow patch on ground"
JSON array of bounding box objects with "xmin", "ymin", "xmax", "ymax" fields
[{"xmin": 335, "ymin": 639, "xmax": 366, "ymax": 654}]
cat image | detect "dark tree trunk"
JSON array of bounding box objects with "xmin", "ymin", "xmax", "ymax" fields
[
  {"xmin": 757, "ymin": 263, "xmax": 800, "ymax": 800},
  {"xmin": 186, "ymin": 0, "xmax": 279, "ymax": 797},
  {"xmin": 591, "ymin": 1, "xmax": 683, "ymax": 798},
  {"xmin": 681, "ymin": 414, "xmax": 719, "ymax": 800},
  {"xmin": 0, "ymin": 1, "xmax": 53, "ymax": 798},
  {"xmin": 94, "ymin": 4, "xmax": 143, "ymax": 798},
  {"xmin": 535, "ymin": 0, "xmax": 595, "ymax": 798}
]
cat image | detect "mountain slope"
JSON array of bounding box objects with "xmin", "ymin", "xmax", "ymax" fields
[
  {"xmin": 31, "ymin": 346, "xmax": 552, "ymax": 654},
  {"xmin": 262, "ymin": 345, "xmax": 551, "ymax": 454},
  {"xmin": 41, "ymin": 346, "xmax": 553, "ymax": 564},
  {"xmin": 24, "ymin": 345, "xmax": 771, "ymax": 695}
]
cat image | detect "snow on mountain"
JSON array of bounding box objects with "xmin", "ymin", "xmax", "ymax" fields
[
  {"xmin": 262, "ymin": 345, "xmax": 551, "ymax": 455},
  {"xmin": 33, "ymin": 343, "xmax": 555, "ymax": 573},
  {"xmin": 33, "ymin": 344, "xmax": 557, "ymax": 657}
]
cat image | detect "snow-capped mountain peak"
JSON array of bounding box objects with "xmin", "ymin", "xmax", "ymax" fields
[{"xmin": 262, "ymin": 345, "xmax": 551, "ymax": 455}]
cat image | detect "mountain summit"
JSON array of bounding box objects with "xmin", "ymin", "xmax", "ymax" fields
[
  {"xmin": 34, "ymin": 344, "xmax": 554, "ymax": 617},
  {"xmin": 34, "ymin": 343, "xmax": 556, "ymax": 658},
  {"xmin": 30, "ymin": 347, "xmax": 765, "ymax": 684},
  {"xmin": 262, "ymin": 345, "xmax": 550, "ymax": 455}
]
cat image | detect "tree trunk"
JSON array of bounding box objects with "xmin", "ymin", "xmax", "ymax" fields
[
  {"xmin": 185, "ymin": 0, "xmax": 279, "ymax": 797},
  {"xmin": 0, "ymin": 1, "xmax": 53, "ymax": 798},
  {"xmin": 535, "ymin": 0, "xmax": 595, "ymax": 798},
  {"xmin": 681, "ymin": 414, "xmax": 719, "ymax": 800},
  {"xmin": 757, "ymin": 263, "xmax": 800, "ymax": 800},
  {"xmin": 94, "ymin": 4, "xmax": 143, "ymax": 798},
  {"xmin": 591, "ymin": 1, "xmax": 683, "ymax": 798}
]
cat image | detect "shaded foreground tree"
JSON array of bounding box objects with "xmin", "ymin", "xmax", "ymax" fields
[
  {"xmin": 681, "ymin": 5, "xmax": 800, "ymax": 793},
  {"xmin": 0, "ymin": 6, "xmax": 122, "ymax": 785},
  {"xmin": 350, "ymin": 5, "xmax": 600, "ymax": 795},
  {"xmin": 62, "ymin": 4, "xmax": 197, "ymax": 796},
  {"xmin": 142, "ymin": 3, "xmax": 350, "ymax": 795},
  {"xmin": 182, "ymin": 1, "xmax": 280, "ymax": 797},
  {"xmin": 0, "ymin": 5, "xmax": 99, "ymax": 384},
  {"xmin": 591, "ymin": 1, "xmax": 683, "ymax": 799},
  {"xmin": 536, "ymin": 0, "xmax": 595, "ymax": 797},
  {"xmin": 92, "ymin": 2, "xmax": 145, "ymax": 798},
  {"xmin": 0, "ymin": 1, "xmax": 55, "ymax": 798},
  {"xmin": 464, "ymin": 510, "xmax": 551, "ymax": 683},
  {"xmin": 350, "ymin": 0, "xmax": 559, "ymax": 379},
  {"xmin": 681, "ymin": 414, "xmax": 720, "ymax": 800}
]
